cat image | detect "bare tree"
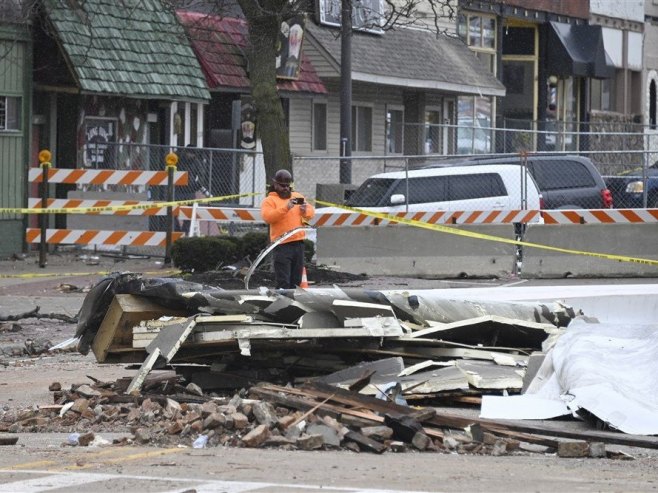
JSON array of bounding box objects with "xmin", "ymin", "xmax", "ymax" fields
[{"xmin": 167, "ymin": 0, "xmax": 455, "ymax": 179}]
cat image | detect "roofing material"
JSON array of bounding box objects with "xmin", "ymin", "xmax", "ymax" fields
[
  {"xmin": 305, "ymin": 23, "xmax": 505, "ymax": 97},
  {"xmin": 43, "ymin": 0, "xmax": 210, "ymax": 101},
  {"xmin": 177, "ymin": 11, "xmax": 327, "ymax": 95}
]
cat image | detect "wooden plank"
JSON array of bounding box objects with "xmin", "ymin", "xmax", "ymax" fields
[
  {"xmin": 126, "ymin": 347, "xmax": 161, "ymax": 394},
  {"xmin": 474, "ymin": 424, "xmax": 559, "ymax": 449},
  {"xmin": 250, "ymin": 386, "xmax": 443, "ymax": 441},
  {"xmin": 253, "ymin": 384, "xmax": 444, "ymax": 440},
  {"xmin": 298, "ymin": 382, "xmax": 658, "ymax": 450},
  {"xmin": 146, "ymin": 318, "xmax": 197, "ymax": 362},
  {"xmin": 91, "ymin": 294, "xmax": 186, "ymax": 363},
  {"xmin": 190, "ymin": 322, "xmax": 403, "ymax": 343}
]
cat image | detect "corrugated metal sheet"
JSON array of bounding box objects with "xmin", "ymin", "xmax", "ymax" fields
[
  {"xmin": 44, "ymin": 0, "xmax": 210, "ymax": 101},
  {"xmin": 177, "ymin": 11, "xmax": 327, "ymax": 95}
]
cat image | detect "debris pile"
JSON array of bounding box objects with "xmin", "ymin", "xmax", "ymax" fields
[
  {"xmin": 1, "ymin": 373, "xmax": 655, "ymax": 457},
  {"xmin": 4, "ymin": 272, "xmax": 657, "ymax": 455}
]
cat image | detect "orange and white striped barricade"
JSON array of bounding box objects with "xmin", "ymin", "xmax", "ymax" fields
[
  {"xmin": 27, "ymin": 198, "xmax": 169, "ymax": 216},
  {"xmin": 541, "ymin": 208, "xmax": 658, "ymax": 224},
  {"xmin": 27, "ymin": 168, "xmax": 188, "ymax": 187},
  {"xmin": 26, "ymin": 165, "xmax": 188, "ymax": 259},
  {"xmin": 25, "ymin": 229, "xmax": 184, "ymax": 247},
  {"xmin": 310, "ymin": 209, "xmax": 543, "ymax": 227}
]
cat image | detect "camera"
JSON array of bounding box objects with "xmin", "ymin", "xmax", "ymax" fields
[{"xmin": 292, "ymin": 197, "xmax": 305, "ymax": 205}]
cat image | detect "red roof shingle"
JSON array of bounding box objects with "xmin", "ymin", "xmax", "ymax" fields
[{"xmin": 177, "ymin": 11, "xmax": 327, "ymax": 95}]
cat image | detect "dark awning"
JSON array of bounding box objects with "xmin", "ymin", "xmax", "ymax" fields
[{"xmin": 547, "ymin": 22, "xmax": 615, "ymax": 79}]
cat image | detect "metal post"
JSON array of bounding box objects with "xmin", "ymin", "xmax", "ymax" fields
[
  {"xmin": 38, "ymin": 150, "xmax": 52, "ymax": 268},
  {"xmin": 164, "ymin": 152, "xmax": 178, "ymax": 265},
  {"xmin": 404, "ymin": 158, "xmax": 409, "ymax": 213},
  {"xmin": 643, "ymin": 132, "xmax": 649, "ymax": 208},
  {"xmin": 339, "ymin": 0, "xmax": 352, "ymax": 184}
]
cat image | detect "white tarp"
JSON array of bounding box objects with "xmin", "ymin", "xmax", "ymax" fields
[{"xmin": 481, "ymin": 319, "xmax": 658, "ymax": 435}]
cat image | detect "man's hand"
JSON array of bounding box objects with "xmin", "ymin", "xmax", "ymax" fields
[
  {"xmin": 299, "ymin": 203, "xmax": 308, "ymax": 215},
  {"xmin": 287, "ymin": 199, "xmax": 295, "ymax": 210}
]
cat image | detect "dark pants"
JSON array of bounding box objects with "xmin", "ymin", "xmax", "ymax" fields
[{"xmin": 273, "ymin": 240, "xmax": 305, "ymax": 289}]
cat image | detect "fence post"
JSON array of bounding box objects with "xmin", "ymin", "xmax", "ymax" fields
[
  {"xmin": 38, "ymin": 150, "xmax": 52, "ymax": 268},
  {"xmin": 164, "ymin": 151, "xmax": 178, "ymax": 265}
]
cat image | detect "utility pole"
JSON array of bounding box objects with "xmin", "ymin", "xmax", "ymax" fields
[{"xmin": 339, "ymin": 0, "xmax": 352, "ymax": 184}]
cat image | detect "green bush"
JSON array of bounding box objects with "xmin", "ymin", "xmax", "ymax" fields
[
  {"xmin": 241, "ymin": 231, "xmax": 270, "ymax": 260},
  {"xmin": 171, "ymin": 236, "xmax": 240, "ymax": 272},
  {"xmin": 172, "ymin": 232, "xmax": 315, "ymax": 273},
  {"xmin": 304, "ymin": 238, "xmax": 315, "ymax": 262}
]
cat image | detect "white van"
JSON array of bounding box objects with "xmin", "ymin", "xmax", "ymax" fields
[{"xmin": 342, "ymin": 164, "xmax": 541, "ymax": 212}]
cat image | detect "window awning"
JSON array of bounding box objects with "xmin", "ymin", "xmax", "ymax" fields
[{"xmin": 547, "ymin": 22, "xmax": 615, "ymax": 79}]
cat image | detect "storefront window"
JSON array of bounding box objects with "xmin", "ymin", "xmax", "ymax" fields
[
  {"xmin": 386, "ymin": 107, "xmax": 403, "ymax": 154},
  {"xmin": 457, "ymin": 96, "xmax": 492, "ymax": 154},
  {"xmin": 424, "ymin": 109, "xmax": 441, "ymax": 154}
]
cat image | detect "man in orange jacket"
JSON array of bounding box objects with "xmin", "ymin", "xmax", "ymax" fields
[{"xmin": 260, "ymin": 169, "xmax": 315, "ymax": 289}]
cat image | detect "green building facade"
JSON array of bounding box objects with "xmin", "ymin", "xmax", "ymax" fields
[{"xmin": 0, "ymin": 20, "xmax": 31, "ymax": 258}]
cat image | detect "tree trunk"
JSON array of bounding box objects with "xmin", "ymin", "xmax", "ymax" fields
[{"xmin": 238, "ymin": 0, "xmax": 291, "ymax": 180}]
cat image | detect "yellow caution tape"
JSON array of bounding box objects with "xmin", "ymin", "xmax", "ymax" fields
[
  {"xmin": 0, "ymin": 269, "xmax": 181, "ymax": 279},
  {"xmin": 315, "ymin": 200, "xmax": 658, "ymax": 267},
  {"xmin": 0, "ymin": 193, "xmax": 259, "ymax": 215}
]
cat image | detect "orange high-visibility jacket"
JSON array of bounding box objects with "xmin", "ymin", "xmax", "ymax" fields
[{"xmin": 260, "ymin": 191, "xmax": 315, "ymax": 244}]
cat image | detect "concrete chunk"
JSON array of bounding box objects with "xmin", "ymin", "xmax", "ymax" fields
[
  {"xmin": 558, "ymin": 440, "xmax": 590, "ymax": 458},
  {"xmin": 242, "ymin": 424, "xmax": 270, "ymax": 447},
  {"xmin": 360, "ymin": 426, "xmax": 394, "ymax": 441},
  {"xmin": 296, "ymin": 433, "xmax": 325, "ymax": 450},
  {"xmin": 252, "ymin": 401, "xmax": 278, "ymax": 428}
]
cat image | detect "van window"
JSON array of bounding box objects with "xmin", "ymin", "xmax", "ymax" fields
[
  {"xmin": 346, "ymin": 178, "xmax": 396, "ymax": 206},
  {"xmin": 448, "ymin": 173, "xmax": 506, "ymax": 200},
  {"xmin": 390, "ymin": 176, "xmax": 448, "ymax": 204},
  {"xmin": 530, "ymin": 161, "xmax": 596, "ymax": 190}
]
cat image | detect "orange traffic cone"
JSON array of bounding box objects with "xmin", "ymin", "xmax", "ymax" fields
[{"xmin": 300, "ymin": 267, "xmax": 309, "ymax": 288}]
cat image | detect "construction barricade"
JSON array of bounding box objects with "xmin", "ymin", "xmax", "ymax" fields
[{"xmin": 26, "ymin": 150, "xmax": 187, "ymax": 266}]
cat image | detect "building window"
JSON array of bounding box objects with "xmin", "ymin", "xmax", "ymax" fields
[
  {"xmin": 352, "ymin": 105, "xmax": 372, "ymax": 152},
  {"xmin": 458, "ymin": 13, "xmax": 496, "ymax": 75},
  {"xmin": 591, "ymin": 77, "xmax": 616, "ymax": 112},
  {"xmin": 457, "ymin": 96, "xmax": 492, "ymax": 154},
  {"xmin": 425, "ymin": 109, "xmax": 441, "ymax": 154},
  {"xmin": 386, "ymin": 107, "xmax": 403, "ymax": 154},
  {"xmin": 0, "ymin": 96, "xmax": 21, "ymax": 131},
  {"xmin": 312, "ymin": 102, "xmax": 327, "ymax": 151},
  {"xmin": 630, "ymin": 70, "xmax": 642, "ymax": 116},
  {"xmin": 458, "ymin": 13, "xmax": 495, "ymax": 49}
]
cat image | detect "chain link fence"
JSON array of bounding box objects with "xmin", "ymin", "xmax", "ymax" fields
[
  {"xmin": 68, "ymin": 123, "xmax": 658, "ymax": 256},
  {"xmin": 299, "ymin": 123, "xmax": 658, "ymax": 211},
  {"xmin": 75, "ymin": 142, "xmax": 268, "ymax": 256}
]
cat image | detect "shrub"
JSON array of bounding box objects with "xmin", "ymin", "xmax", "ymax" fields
[
  {"xmin": 172, "ymin": 232, "xmax": 315, "ymax": 273},
  {"xmin": 304, "ymin": 238, "xmax": 315, "ymax": 262},
  {"xmin": 171, "ymin": 236, "xmax": 240, "ymax": 272},
  {"xmin": 241, "ymin": 231, "xmax": 270, "ymax": 260}
]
